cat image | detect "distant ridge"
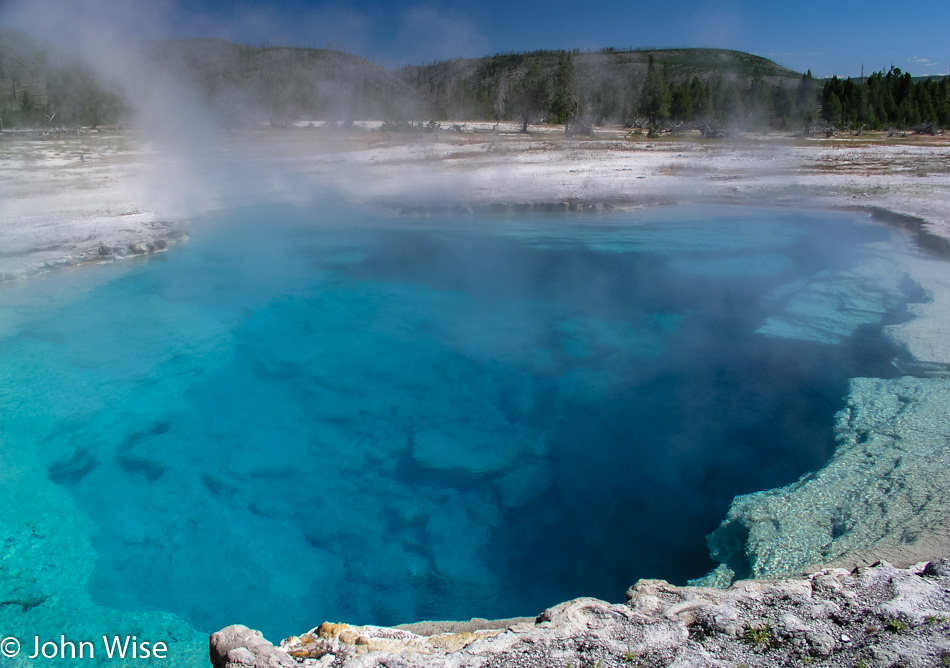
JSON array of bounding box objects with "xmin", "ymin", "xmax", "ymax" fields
[
  {"xmin": 396, "ymin": 47, "xmax": 805, "ymax": 125},
  {"xmin": 0, "ymin": 31, "xmax": 825, "ymax": 129}
]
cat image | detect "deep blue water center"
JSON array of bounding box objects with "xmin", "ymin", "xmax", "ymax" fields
[{"xmin": 0, "ymin": 204, "xmax": 912, "ymax": 642}]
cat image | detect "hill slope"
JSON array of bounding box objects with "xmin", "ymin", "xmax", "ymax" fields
[
  {"xmin": 398, "ymin": 47, "xmax": 808, "ymax": 124},
  {"xmin": 1, "ymin": 32, "xmax": 813, "ymax": 128}
]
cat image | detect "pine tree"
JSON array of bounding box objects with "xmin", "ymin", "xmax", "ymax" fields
[
  {"xmin": 549, "ymin": 51, "xmax": 577, "ymax": 123},
  {"xmin": 821, "ymin": 79, "xmax": 843, "ymax": 125},
  {"xmin": 670, "ymin": 82, "xmax": 694, "ymax": 121},
  {"xmin": 640, "ymin": 55, "xmax": 671, "ymax": 126},
  {"xmin": 690, "ymin": 77, "xmax": 713, "ymax": 119},
  {"xmin": 797, "ymin": 69, "xmax": 816, "ymax": 120}
]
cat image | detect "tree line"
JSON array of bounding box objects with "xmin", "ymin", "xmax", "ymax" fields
[
  {"xmin": 402, "ymin": 51, "xmax": 823, "ymax": 133},
  {"xmin": 820, "ymin": 67, "xmax": 950, "ymax": 130},
  {"xmin": 2, "ymin": 30, "xmax": 948, "ymax": 134},
  {"xmin": 593, "ymin": 56, "xmax": 821, "ymax": 132}
]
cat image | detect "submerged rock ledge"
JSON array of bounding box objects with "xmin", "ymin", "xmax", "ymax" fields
[
  {"xmin": 0, "ymin": 222, "xmax": 187, "ymax": 283},
  {"xmin": 211, "ymin": 560, "xmax": 950, "ymax": 668},
  {"xmin": 701, "ymin": 376, "xmax": 950, "ymax": 586}
]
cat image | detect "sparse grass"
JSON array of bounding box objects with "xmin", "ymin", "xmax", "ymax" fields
[
  {"xmin": 622, "ymin": 644, "xmax": 646, "ymax": 667},
  {"xmin": 884, "ymin": 617, "xmax": 910, "ymax": 633},
  {"xmin": 926, "ymin": 614, "xmax": 948, "ymax": 625},
  {"xmin": 742, "ymin": 622, "xmax": 777, "ymax": 649},
  {"xmin": 622, "ymin": 644, "xmax": 637, "ymax": 664}
]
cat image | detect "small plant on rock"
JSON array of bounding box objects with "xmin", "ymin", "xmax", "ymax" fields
[
  {"xmin": 622, "ymin": 644, "xmax": 646, "ymax": 667},
  {"xmin": 926, "ymin": 614, "xmax": 948, "ymax": 625},
  {"xmin": 884, "ymin": 617, "xmax": 909, "ymax": 633},
  {"xmin": 742, "ymin": 622, "xmax": 776, "ymax": 649},
  {"xmin": 622, "ymin": 644, "xmax": 638, "ymax": 664}
]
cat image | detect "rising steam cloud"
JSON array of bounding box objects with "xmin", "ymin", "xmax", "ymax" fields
[{"xmin": 0, "ymin": 0, "xmax": 493, "ymax": 217}]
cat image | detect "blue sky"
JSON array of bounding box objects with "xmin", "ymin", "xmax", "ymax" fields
[{"xmin": 4, "ymin": 0, "xmax": 949, "ymax": 77}]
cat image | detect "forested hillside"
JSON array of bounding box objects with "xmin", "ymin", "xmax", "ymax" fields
[
  {"xmin": 0, "ymin": 29, "xmax": 126, "ymax": 128},
  {"xmin": 146, "ymin": 39, "xmax": 415, "ymax": 125},
  {"xmin": 399, "ymin": 47, "xmax": 814, "ymax": 129},
  {"xmin": 1, "ymin": 30, "xmax": 947, "ymax": 133}
]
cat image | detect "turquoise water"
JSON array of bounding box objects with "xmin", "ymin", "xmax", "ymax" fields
[{"xmin": 0, "ymin": 204, "xmax": 918, "ymax": 662}]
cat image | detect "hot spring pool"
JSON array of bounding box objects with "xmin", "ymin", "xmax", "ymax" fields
[{"xmin": 0, "ymin": 203, "xmax": 925, "ymax": 663}]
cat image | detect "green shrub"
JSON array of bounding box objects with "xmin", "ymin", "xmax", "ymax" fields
[{"xmin": 742, "ymin": 622, "xmax": 776, "ymax": 649}]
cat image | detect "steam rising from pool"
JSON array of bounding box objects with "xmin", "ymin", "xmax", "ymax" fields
[{"xmin": 0, "ymin": 204, "xmax": 918, "ymax": 658}]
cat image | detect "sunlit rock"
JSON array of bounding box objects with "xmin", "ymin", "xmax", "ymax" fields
[{"xmin": 215, "ymin": 561, "xmax": 950, "ymax": 668}]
